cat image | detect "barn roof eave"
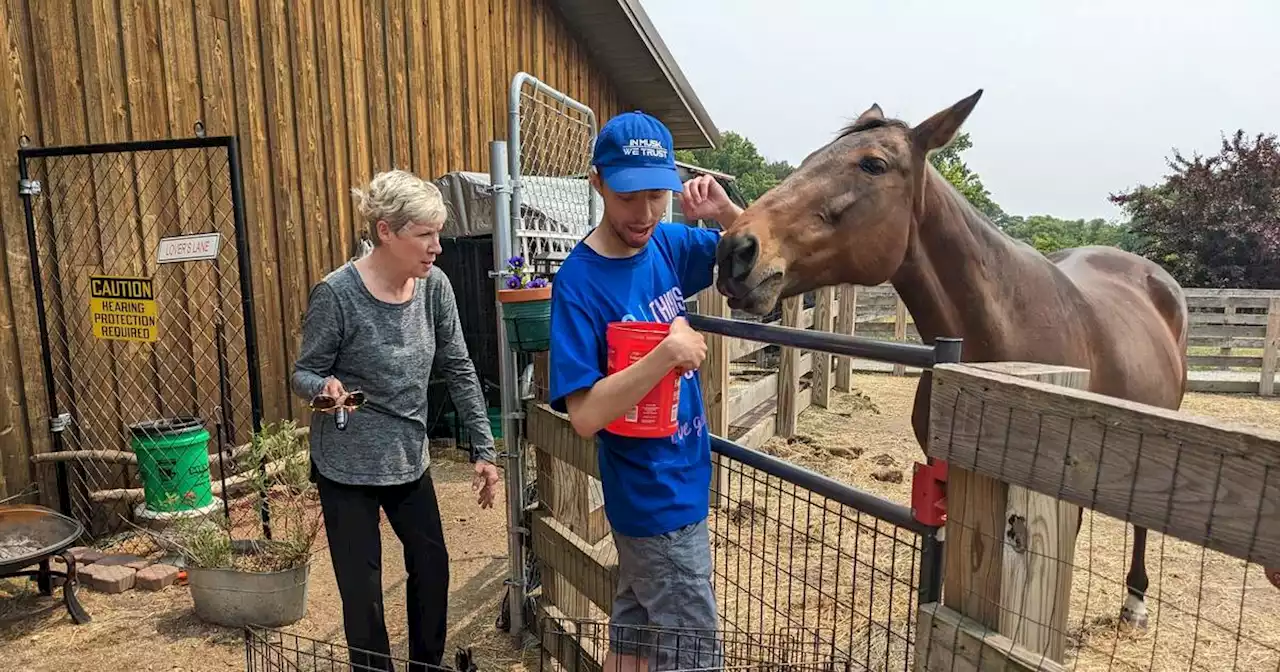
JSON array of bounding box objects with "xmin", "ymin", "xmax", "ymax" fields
[{"xmin": 549, "ymin": 0, "xmax": 722, "ymax": 150}]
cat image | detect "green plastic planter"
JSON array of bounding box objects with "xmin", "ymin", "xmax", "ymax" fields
[
  {"xmin": 129, "ymin": 416, "xmax": 214, "ymax": 513},
  {"xmin": 502, "ymin": 299, "xmax": 551, "ymax": 352},
  {"xmin": 499, "ymin": 286, "xmax": 552, "ymax": 353}
]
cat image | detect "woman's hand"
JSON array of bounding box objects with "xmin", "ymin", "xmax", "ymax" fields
[
  {"xmin": 473, "ymin": 460, "xmax": 500, "ymax": 509},
  {"xmin": 312, "ymin": 377, "xmax": 349, "ymax": 414}
]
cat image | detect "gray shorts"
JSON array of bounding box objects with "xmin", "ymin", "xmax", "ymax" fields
[{"xmin": 609, "ymin": 518, "xmax": 723, "ymax": 671}]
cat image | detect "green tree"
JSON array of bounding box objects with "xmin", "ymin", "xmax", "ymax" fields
[
  {"xmin": 1109, "ymin": 130, "xmax": 1280, "ymax": 289},
  {"xmin": 676, "ymin": 132, "xmax": 796, "ymax": 204},
  {"xmin": 997, "ymin": 214, "xmax": 1134, "ymax": 255},
  {"xmin": 929, "ymin": 132, "xmax": 1004, "ymax": 220}
]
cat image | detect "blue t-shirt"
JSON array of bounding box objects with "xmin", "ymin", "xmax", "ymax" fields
[{"xmin": 548, "ymin": 222, "xmax": 721, "ymax": 538}]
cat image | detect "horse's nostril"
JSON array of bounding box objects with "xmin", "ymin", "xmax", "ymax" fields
[{"xmin": 725, "ymin": 234, "xmax": 759, "ymax": 284}]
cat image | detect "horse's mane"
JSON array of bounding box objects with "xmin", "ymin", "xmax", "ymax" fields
[{"xmin": 836, "ymin": 116, "xmax": 909, "ymax": 140}]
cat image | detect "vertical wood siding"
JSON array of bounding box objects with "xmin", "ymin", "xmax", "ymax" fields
[{"xmin": 0, "ymin": 0, "xmax": 624, "ymax": 500}]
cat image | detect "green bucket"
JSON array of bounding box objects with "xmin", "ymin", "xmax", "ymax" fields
[
  {"xmin": 502, "ymin": 299, "xmax": 551, "ymax": 352},
  {"xmin": 130, "ymin": 416, "xmax": 214, "ymax": 513}
]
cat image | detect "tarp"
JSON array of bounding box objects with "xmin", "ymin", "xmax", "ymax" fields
[{"xmin": 433, "ymin": 170, "xmax": 603, "ymax": 242}]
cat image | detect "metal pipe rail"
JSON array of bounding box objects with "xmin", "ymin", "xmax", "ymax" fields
[
  {"xmin": 686, "ymin": 313, "xmax": 962, "ymax": 369},
  {"xmin": 711, "ymin": 435, "xmax": 932, "ymax": 535}
]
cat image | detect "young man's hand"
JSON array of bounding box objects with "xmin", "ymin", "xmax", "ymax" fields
[
  {"xmin": 680, "ymin": 174, "xmax": 742, "ymax": 225},
  {"xmin": 661, "ymin": 316, "xmax": 707, "ymax": 372}
]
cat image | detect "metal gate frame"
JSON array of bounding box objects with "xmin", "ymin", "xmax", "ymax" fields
[
  {"xmin": 492, "ymin": 72, "xmax": 600, "ymax": 637},
  {"xmin": 17, "ymin": 134, "xmax": 265, "ymax": 537}
]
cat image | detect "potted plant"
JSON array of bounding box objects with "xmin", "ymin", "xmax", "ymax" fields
[
  {"xmin": 498, "ymin": 255, "xmax": 552, "ymax": 353},
  {"xmin": 140, "ymin": 420, "xmax": 322, "ymax": 628}
]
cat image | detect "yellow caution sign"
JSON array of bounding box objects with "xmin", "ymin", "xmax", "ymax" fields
[{"xmin": 89, "ymin": 275, "xmax": 158, "ymax": 343}]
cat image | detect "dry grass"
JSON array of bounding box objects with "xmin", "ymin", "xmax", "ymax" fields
[{"xmin": 755, "ymin": 371, "xmax": 1280, "ymax": 671}]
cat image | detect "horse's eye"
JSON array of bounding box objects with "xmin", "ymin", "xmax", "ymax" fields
[{"xmin": 860, "ymin": 157, "xmax": 888, "ymax": 175}]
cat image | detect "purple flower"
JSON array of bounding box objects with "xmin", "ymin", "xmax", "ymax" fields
[
  {"xmin": 527, "ymin": 277, "xmax": 548, "ymax": 289},
  {"xmin": 506, "ymin": 255, "xmax": 525, "ymax": 270},
  {"xmin": 505, "ymin": 275, "xmax": 522, "ymax": 290}
]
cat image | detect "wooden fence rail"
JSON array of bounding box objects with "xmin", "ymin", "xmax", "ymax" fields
[
  {"xmin": 919, "ymin": 360, "xmax": 1280, "ymax": 671},
  {"xmin": 697, "ymin": 286, "xmax": 1280, "ymax": 450}
]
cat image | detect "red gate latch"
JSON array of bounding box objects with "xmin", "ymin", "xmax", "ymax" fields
[{"xmin": 912, "ymin": 460, "xmax": 949, "ymax": 527}]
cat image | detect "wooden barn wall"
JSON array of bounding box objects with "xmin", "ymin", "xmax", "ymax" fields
[{"xmin": 0, "ymin": 0, "xmax": 624, "ymax": 501}]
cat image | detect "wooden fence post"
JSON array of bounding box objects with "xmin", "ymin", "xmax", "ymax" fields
[
  {"xmin": 920, "ymin": 362, "xmax": 1089, "ymax": 671},
  {"xmin": 1262, "ymin": 297, "xmax": 1279, "ymax": 397},
  {"xmin": 697, "ymin": 285, "xmax": 730, "ymax": 509},
  {"xmin": 812, "ymin": 287, "xmax": 835, "ymax": 408},
  {"xmin": 775, "ymin": 295, "xmax": 802, "ymax": 437},
  {"xmin": 835, "ymin": 285, "xmax": 857, "ymax": 392},
  {"xmin": 893, "ymin": 295, "xmax": 907, "ymax": 376}
]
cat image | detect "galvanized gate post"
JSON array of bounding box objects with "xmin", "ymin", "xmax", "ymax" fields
[{"xmin": 490, "ymin": 139, "xmax": 526, "ymax": 640}]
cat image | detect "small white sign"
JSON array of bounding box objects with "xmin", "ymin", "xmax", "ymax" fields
[{"xmin": 157, "ymin": 232, "xmax": 222, "ymax": 264}]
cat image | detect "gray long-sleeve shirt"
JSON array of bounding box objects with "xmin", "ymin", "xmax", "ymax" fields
[{"xmin": 291, "ymin": 261, "xmax": 497, "ymax": 486}]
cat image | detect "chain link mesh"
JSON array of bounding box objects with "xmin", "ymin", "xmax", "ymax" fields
[
  {"xmin": 510, "ymin": 76, "xmax": 600, "ymax": 270},
  {"xmin": 19, "ymin": 140, "xmax": 308, "ymax": 563}
]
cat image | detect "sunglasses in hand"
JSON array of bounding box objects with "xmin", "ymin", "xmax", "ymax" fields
[{"xmin": 309, "ymin": 390, "xmax": 367, "ymax": 431}]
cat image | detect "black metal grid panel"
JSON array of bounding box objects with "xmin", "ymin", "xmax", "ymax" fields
[
  {"xmin": 18, "ymin": 136, "xmax": 269, "ymax": 556},
  {"xmin": 709, "ymin": 441, "xmax": 932, "ymax": 672}
]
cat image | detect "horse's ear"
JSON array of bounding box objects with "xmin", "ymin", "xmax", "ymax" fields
[
  {"xmin": 911, "ymin": 89, "xmax": 983, "ymax": 153},
  {"xmin": 854, "ymin": 103, "xmax": 884, "ymax": 126}
]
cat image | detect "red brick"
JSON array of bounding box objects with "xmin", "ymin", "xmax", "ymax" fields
[
  {"xmin": 135, "ymin": 564, "xmax": 179, "ymax": 591},
  {"xmin": 66, "ymin": 547, "xmax": 103, "ymax": 565},
  {"xmin": 82, "ymin": 564, "xmax": 135, "ymax": 593},
  {"xmin": 96, "ymin": 554, "xmax": 150, "ymax": 571}
]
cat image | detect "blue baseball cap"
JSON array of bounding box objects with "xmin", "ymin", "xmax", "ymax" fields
[{"xmin": 591, "ymin": 111, "xmax": 683, "ymax": 193}]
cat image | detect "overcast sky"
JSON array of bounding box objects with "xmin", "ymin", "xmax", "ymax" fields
[{"xmin": 637, "ymin": 0, "xmax": 1280, "ymax": 222}]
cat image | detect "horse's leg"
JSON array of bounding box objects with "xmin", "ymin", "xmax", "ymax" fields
[{"xmin": 1120, "ymin": 526, "xmax": 1150, "ymax": 629}]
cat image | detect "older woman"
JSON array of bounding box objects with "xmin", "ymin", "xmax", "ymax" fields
[{"xmin": 291, "ymin": 169, "xmax": 501, "ymax": 671}]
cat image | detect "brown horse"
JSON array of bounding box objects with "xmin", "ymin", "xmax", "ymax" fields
[{"xmin": 713, "ymin": 89, "xmax": 1189, "ymax": 629}]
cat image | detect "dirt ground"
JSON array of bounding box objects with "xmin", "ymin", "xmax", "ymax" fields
[
  {"xmin": 0, "ymin": 447, "xmax": 534, "ymax": 672},
  {"xmin": 757, "ymin": 371, "xmax": 1280, "ymax": 672},
  {"xmin": 3, "ymin": 374, "xmax": 1279, "ymax": 672}
]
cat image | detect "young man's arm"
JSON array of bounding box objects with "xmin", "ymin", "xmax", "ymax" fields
[{"xmin": 550, "ymin": 287, "xmax": 707, "ymax": 438}]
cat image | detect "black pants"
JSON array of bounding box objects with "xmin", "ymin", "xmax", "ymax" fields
[{"xmin": 316, "ymin": 468, "xmax": 450, "ymax": 672}]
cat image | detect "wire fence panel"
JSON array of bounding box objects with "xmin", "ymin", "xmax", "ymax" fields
[
  {"xmin": 921, "ymin": 363, "xmax": 1280, "ymax": 672},
  {"xmin": 18, "ymin": 136, "xmax": 272, "ymax": 558},
  {"xmin": 539, "ymin": 616, "xmax": 850, "ymax": 672},
  {"xmin": 710, "ymin": 446, "xmax": 928, "ymax": 672},
  {"xmin": 243, "ymin": 626, "xmax": 475, "ymax": 672}
]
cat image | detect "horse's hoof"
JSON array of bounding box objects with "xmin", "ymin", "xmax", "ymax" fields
[{"xmin": 1120, "ymin": 597, "xmax": 1149, "ymax": 631}]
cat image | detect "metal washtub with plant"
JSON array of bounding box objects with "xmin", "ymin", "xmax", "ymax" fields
[{"xmin": 129, "ymin": 420, "xmax": 322, "ymax": 628}]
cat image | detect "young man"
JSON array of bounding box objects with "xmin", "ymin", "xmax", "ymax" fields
[{"xmin": 548, "ymin": 110, "xmax": 742, "ymax": 672}]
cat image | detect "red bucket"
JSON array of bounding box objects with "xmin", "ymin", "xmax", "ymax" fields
[{"xmin": 605, "ymin": 321, "xmax": 681, "ymax": 438}]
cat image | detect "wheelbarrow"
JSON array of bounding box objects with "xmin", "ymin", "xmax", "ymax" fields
[{"xmin": 0, "ymin": 504, "xmax": 91, "ymax": 624}]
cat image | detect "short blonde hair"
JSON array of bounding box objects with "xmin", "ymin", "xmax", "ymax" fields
[{"xmin": 351, "ymin": 169, "xmax": 447, "ymax": 244}]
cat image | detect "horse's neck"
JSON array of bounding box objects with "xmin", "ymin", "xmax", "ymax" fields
[{"xmin": 890, "ymin": 169, "xmax": 1035, "ymax": 356}]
